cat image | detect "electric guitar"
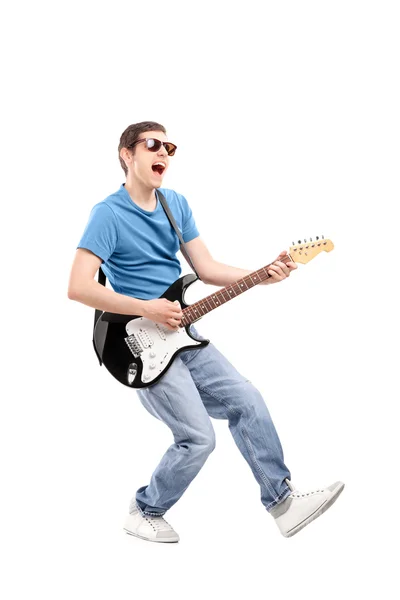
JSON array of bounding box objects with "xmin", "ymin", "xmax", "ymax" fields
[{"xmin": 93, "ymin": 238, "xmax": 334, "ymax": 388}]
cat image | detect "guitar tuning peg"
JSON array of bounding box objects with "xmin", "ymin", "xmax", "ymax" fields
[
  {"xmin": 304, "ymin": 239, "xmax": 307, "ymax": 243},
  {"xmin": 292, "ymin": 241, "xmax": 295, "ymax": 246},
  {"xmin": 322, "ymin": 234, "xmax": 324, "ymax": 239},
  {"xmin": 298, "ymin": 240, "xmax": 301, "ymax": 244},
  {"xmin": 316, "ymin": 236, "xmax": 319, "ymax": 240},
  {"xmin": 310, "ymin": 237, "xmax": 313, "ymax": 242}
]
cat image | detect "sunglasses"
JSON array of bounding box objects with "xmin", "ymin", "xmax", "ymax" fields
[{"xmin": 130, "ymin": 137, "xmax": 177, "ymax": 156}]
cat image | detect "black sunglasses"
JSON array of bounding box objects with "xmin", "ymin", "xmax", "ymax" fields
[{"xmin": 130, "ymin": 137, "xmax": 177, "ymax": 156}]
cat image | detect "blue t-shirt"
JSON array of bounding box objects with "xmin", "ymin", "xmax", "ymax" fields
[{"xmin": 77, "ymin": 183, "xmax": 200, "ymax": 300}]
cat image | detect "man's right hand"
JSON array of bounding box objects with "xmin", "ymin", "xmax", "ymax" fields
[{"xmin": 142, "ymin": 298, "xmax": 183, "ymax": 331}]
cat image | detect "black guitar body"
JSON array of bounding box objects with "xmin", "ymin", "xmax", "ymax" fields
[{"xmin": 93, "ymin": 274, "xmax": 210, "ymax": 388}]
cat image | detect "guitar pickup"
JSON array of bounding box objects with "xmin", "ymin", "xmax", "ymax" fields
[
  {"xmin": 155, "ymin": 323, "xmax": 167, "ymax": 340},
  {"xmin": 137, "ymin": 327, "xmax": 154, "ymax": 348}
]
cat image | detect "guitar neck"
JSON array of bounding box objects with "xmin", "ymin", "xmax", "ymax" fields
[{"xmin": 181, "ymin": 254, "xmax": 293, "ymax": 326}]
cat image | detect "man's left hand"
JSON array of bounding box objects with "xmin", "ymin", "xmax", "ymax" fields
[{"xmin": 261, "ymin": 251, "xmax": 297, "ymax": 284}]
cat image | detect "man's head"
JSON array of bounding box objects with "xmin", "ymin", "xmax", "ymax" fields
[{"xmin": 118, "ymin": 121, "xmax": 176, "ymax": 188}]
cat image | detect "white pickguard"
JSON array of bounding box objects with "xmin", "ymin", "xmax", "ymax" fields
[{"xmin": 125, "ymin": 317, "xmax": 202, "ymax": 384}]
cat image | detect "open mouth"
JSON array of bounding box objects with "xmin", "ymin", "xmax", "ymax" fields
[{"xmin": 152, "ymin": 161, "xmax": 166, "ymax": 176}]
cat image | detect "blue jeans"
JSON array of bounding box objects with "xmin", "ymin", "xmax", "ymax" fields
[{"xmin": 131, "ymin": 324, "xmax": 291, "ymax": 517}]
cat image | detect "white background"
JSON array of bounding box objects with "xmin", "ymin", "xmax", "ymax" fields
[{"xmin": 2, "ymin": 1, "xmax": 399, "ymax": 598}]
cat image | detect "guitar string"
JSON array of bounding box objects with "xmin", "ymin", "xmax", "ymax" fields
[{"xmin": 180, "ymin": 256, "xmax": 292, "ymax": 324}]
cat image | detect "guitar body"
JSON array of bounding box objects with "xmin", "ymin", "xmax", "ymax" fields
[{"xmin": 93, "ymin": 273, "xmax": 210, "ymax": 388}]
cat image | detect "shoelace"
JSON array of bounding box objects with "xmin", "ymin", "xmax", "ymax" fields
[
  {"xmin": 145, "ymin": 514, "xmax": 173, "ymax": 532},
  {"xmin": 289, "ymin": 488, "xmax": 324, "ymax": 498}
]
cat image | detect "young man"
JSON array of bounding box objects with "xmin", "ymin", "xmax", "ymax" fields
[{"xmin": 68, "ymin": 121, "xmax": 344, "ymax": 544}]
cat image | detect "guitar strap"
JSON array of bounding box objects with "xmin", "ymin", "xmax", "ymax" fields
[
  {"xmin": 93, "ymin": 188, "xmax": 200, "ymax": 365},
  {"xmin": 156, "ymin": 189, "xmax": 201, "ymax": 281}
]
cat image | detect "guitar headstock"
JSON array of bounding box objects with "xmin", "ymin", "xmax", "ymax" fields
[{"xmin": 289, "ymin": 236, "xmax": 334, "ymax": 264}]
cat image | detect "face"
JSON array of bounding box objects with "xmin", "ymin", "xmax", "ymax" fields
[{"xmin": 123, "ymin": 130, "xmax": 173, "ymax": 188}]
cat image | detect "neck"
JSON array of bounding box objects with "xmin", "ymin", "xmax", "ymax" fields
[
  {"xmin": 124, "ymin": 174, "xmax": 157, "ymax": 209},
  {"xmin": 181, "ymin": 254, "xmax": 292, "ymax": 326}
]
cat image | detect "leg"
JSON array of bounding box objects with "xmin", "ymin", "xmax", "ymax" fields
[
  {"xmin": 180, "ymin": 325, "xmax": 292, "ymax": 511},
  {"xmin": 131, "ymin": 353, "xmax": 216, "ymax": 517}
]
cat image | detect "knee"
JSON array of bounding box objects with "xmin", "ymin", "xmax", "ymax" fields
[
  {"xmin": 233, "ymin": 383, "xmax": 272, "ymax": 422},
  {"xmin": 206, "ymin": 433, "xmax": 216, "ymax": 453},
  {"xmin": 193, "ymin": 431, "xmax": 216, "ymax": 456}
]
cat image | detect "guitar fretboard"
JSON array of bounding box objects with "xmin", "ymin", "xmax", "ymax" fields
[{"xmin": 181, "ymin": 254, "xmax": 292, "ymax": 326}]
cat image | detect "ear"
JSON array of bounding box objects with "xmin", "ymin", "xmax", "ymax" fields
[{"xmin": 120, "ymin": 147, "xmax": 133, "ymax": 165}]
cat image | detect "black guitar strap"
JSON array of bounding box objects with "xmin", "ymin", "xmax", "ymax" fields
[
  {"xmin": 156, "ymin": 189, "xmax": 201, "ymax": 281},
  {"xmin": 93, "ymin": 188, "xmax": 200, "ymax": 365}
]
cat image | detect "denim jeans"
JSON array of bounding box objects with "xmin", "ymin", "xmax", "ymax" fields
[{"xmin": 131, "ymin": 324, "xmax": 292, "ymax": 517}]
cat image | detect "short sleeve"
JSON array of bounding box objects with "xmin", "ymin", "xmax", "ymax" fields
[
  {"xmin": 179, "ymin": 193, "xmax": 199, "ymax": 243},
  {"xmin": 76, "ymin": 202, "xmax": 118, "ymax": 263}
]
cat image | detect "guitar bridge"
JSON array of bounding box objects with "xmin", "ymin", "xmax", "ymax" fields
[{"xmin": 125, "ymin": 334, "xmax": 143, "ymax": 358}]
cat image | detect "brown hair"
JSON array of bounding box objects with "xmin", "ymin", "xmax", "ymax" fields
[{"xmin": 118, "ymin": 121, "xmax": 167, "ymax": 176}]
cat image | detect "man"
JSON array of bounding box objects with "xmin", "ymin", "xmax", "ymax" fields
[{"xmin": 68, "ymin": 121, "xmax": 344, "ymax": 544}]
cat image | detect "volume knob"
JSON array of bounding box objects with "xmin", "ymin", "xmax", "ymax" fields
[{"xmin": 149, "ymin": 351, "xmax": 156, "ymax": 358}]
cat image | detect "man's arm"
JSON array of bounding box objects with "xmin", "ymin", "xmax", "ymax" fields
[
  {"xmin": 183, "ymin": 238, "xmax": 296, "ymax": 286},
  {"xmin": 68, "ymin": 248, "xmax": 148, "ymax": 315}
]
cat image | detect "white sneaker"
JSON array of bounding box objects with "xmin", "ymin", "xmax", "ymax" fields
[
  {"xmin": 123, "ymin": 504, "xmax": 180, "ymax": 543},
  {"xmin": 270, "ymin": 478, "xmax": 345, "ymax": 538}
]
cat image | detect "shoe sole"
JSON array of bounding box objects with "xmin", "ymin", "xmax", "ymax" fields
[
  {"xmin": 284, "ymin": 482, "xmax": 345, "ymax": 538},
  {"xmin": 123, "ymin": 527, "xmax": 179, "ymax": 543}
]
